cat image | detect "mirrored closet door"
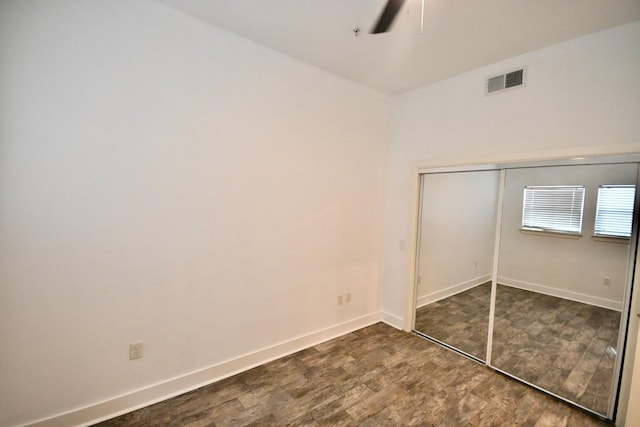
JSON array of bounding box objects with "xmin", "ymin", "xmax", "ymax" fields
[
  {"xmin": 491, "ymin": 162, "xmax": 638, "ymax": 416},
  {"xmin": 413, "ymin": 157, "xmax": 639, "ymax": 419},
  {"xmin": 413, "ymin": 169, "xmax": 500, "ymax": 361}
]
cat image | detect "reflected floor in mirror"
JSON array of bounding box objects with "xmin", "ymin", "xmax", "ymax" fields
[
  {"xmin": 415, "ymin": 283, "xmax": 620, "ymax": 415},
  {"xmin": 96, "ymin": 323, "xmax": 610, "ymax": 426},
  {"xmin": 492, "ymin": 286, "xmax": 620, "ymax": 416},
  {"xmin": 414, "ymin": 282, "xmax": 491, "ymax": 360}
]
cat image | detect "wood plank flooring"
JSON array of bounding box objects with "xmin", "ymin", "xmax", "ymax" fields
[
  {"xmin": 414, "ymin": 283, "xmax": 620, "ymax": 416},
  {"xmin": 96, "ymin": 323, "xmax": 612, "ymax": 426},
  {"xmin": 492, "ymin": 286, "xmax": 620, "ymax": 416},
  {"xmin": 415, "ymin": 282, "xmax": 491, "ymax": 360}
]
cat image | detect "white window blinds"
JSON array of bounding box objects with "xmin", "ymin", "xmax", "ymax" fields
[
  {"xmin": 594, "ymin": 185, "xmax": 636, "ymax": 238},
  {"xmin": 522, "ymin": 185, "xmax": 585, "ymax": 234}
]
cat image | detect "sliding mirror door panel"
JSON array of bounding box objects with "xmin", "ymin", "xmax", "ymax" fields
[
  {"xmin": 491, "ymin": 163, "xmax": 638, "ymax": 416},
  {"xmin": 414, "ymin": 170, "xmax": 500, "ymax": 361}
]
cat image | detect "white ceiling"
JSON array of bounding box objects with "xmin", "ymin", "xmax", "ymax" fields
[{"xmin": 155, "ymin": 0, "xmax": 640, "ymax": 95}]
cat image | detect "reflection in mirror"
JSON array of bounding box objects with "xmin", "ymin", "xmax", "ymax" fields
[
  {"xmin": 414, "ymin": 170, "xmax": 500, "ymax": 360},
  {"xmin": 492, "ymin": 163, "xmax": 637, "ymax": 416}
]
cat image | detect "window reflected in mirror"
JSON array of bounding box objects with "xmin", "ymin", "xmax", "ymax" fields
[{"xmin": 492, "ymin": 163, "xmax": 637, "ymax": 416}]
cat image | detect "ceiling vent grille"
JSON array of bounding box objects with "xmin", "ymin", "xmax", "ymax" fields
[{"xmin": 486, "ymin": 67, "xmax": 526, "ymax": 95}]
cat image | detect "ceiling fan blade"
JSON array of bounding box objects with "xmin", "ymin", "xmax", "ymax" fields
[{"xmin": 370, "ymin": 0, "xmax": 406, "ymax": 34}]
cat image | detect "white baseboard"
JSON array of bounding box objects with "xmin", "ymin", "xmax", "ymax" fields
[
  {"xmin": 417, "ymin": 274, "xmax": 491, "ymax": 308},
  {"xmin": 380, "ymin": 311, "xmax": 404, "ymax": 330},
  {"xmin": 498, "ymin": 276, "xmax": 623, "ymax": 312},
  {"xmin": 22, "ymin": 313, "xmax": 382, "ymax": 427}
]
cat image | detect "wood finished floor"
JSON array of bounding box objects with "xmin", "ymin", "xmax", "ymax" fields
[
  {"xmin": 492, "ymin": 286, "xmax": 620, "ymax": 416},
  {"xmin": 415, "ymin": 284, "xmax": 620, "ymax": 416},
  {"xmin": 415, "ymin": 282, "xmax": 491, "ymax": 360},
  {"xmin": 96, "ymin": 323, "xmax": 611, "ymax": 426}
]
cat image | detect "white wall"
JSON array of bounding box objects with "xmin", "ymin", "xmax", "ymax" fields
[
  {"xmin": 382, "ymin": 20, "xmax": 640, "ymax": 325},
  {"xmin": 416, "ymin": 170, "xmax": 499, "ymax": 306},
  {"xmin": 498, "ymin": 164, "xmax": 636, "ymax": 310},
  {"xmin": 2, "ymin": 1, "xmax": 639, "ymax": 425},
  {"xmin": 0, "ymin": 1, "xmax": 390, "ymax": 425},
  {"xmin": 625, "ymin": 271, "xmax": 640, "ymax": 427}
]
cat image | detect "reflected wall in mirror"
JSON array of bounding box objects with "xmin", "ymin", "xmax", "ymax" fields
[
  {"xmin": 414, "ymin": 170, "xmax": 500, "ymax": 360},
  {"xmin": 492, "ymin": 163, "xmax": 638, "ymax": 416}
]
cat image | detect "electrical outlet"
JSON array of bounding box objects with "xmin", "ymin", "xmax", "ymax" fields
[
  {"xmin": 337, "ymin": 295, "xmax": 343, "ymax": 306},
  {"xmin": 129, "ymin": 342, "xmax": 143, "ymax": 360},
  {"xmin": 346, "ymin": 293, "xmax": 351, "ymax": 303}
]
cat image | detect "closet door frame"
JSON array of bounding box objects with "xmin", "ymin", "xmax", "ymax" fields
[{"xmin": 405, "ymin": 153, "xmax": 640, "ymax": 421}]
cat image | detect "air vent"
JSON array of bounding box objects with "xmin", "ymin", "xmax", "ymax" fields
[
  {"xmin": 505, "ymin": 69, "xmax": 524, "ymax": 88},
  {"xmin": 486, "ymin": 67, "xmax": 526, "ymax": 95},
  {"xmin": 487, "ymin": 75, "xmax": 505, "ymax": 93}
]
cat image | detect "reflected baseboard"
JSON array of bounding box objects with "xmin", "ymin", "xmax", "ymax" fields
[
  {"xmin": 417, "ymin": 274, "xmax": 492, "ymax": 308},
  {"xmin": 497, "ymin": 276, "xmax": 622, "ymax": 312}
]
